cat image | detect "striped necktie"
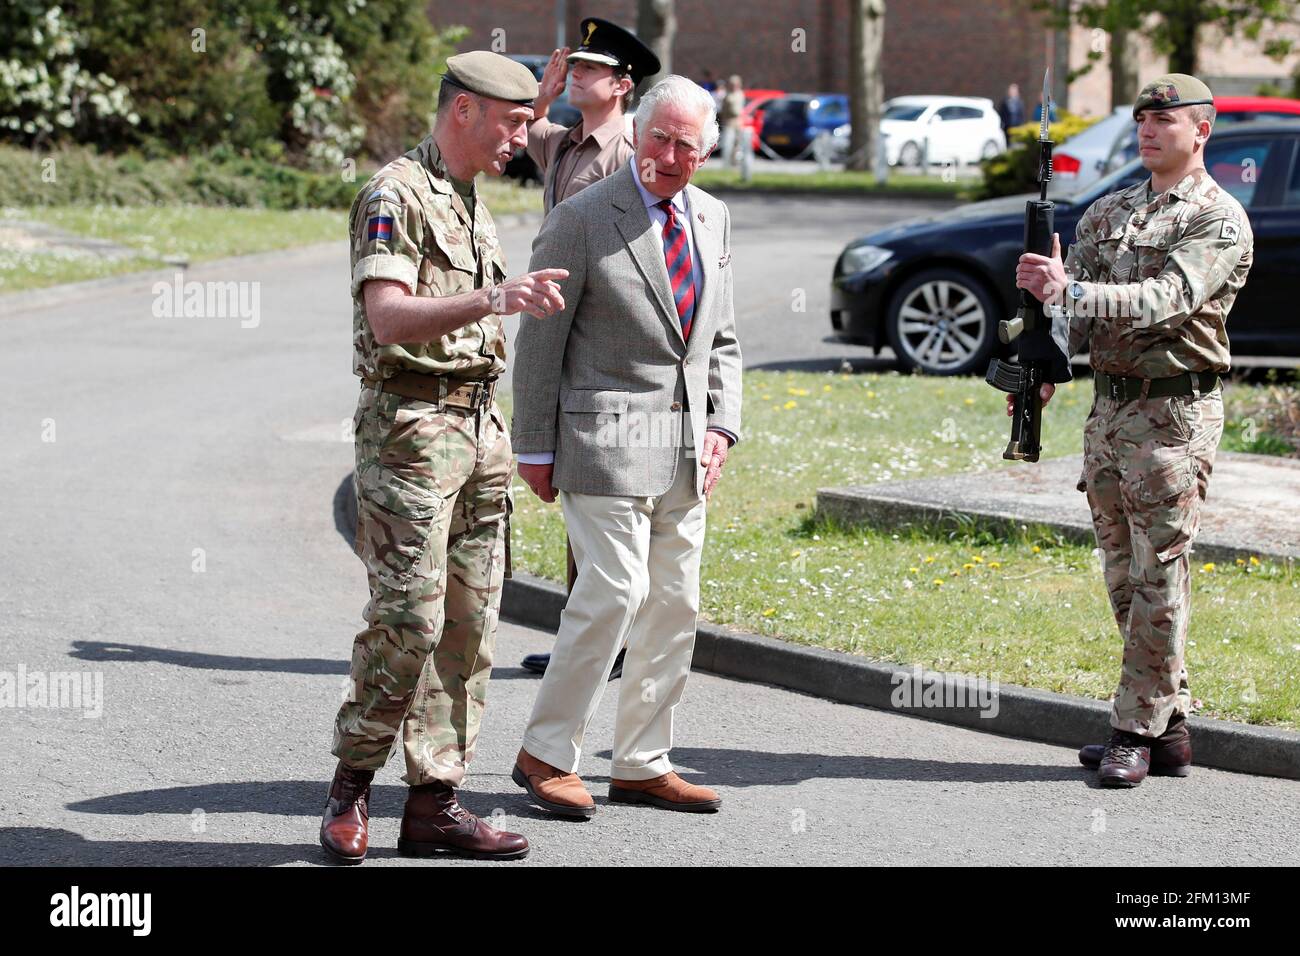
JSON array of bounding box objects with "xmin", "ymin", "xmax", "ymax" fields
[{"xmin": 656, "ymin": 199, "xmax": 695, "ymax": 340}]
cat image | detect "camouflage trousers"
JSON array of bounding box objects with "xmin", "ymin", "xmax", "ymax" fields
[
  {"xmin": 332, "ymin": 385, "xmax": 512, "ymax": 787},
  {"xmin": 1078, "ymin": 386, "xmax": 1224, "ymax": 738}
]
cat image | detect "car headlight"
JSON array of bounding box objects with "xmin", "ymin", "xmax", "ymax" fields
[{"xmin": 840, "ymin": 244, "xmax": 894, "ymax": 275}]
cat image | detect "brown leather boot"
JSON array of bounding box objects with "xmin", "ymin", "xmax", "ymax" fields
[
  {"xmin": 1097, "ymin": 731, "xmax": 1153, "ymax": 787},
  {"xmin": 608, "ymin": 772, "xmax": 722, "ymax": 812},
  {"xmin": 319, "ymin": 760, "xmax": 374, "ymax": 864},
  {"xmin": 1079, "ymin": 713, "xmax": 1192, "ymax": 777},
  {"xmin": 397, "ymin": 782, "xmax": 529, "ymax": 860},
  {"xmin": 512, "ymin": 748, "xmax": 596, "ymax": 819}
]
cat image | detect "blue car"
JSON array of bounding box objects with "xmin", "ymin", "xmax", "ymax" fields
[{"xmin": 759, "ymin": 94, "xmax": 850, "ymax": 158}]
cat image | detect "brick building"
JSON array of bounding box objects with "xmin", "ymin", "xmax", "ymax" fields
[
  {"xmin": 427, "ymin": 1, "xmax": 1300, "ymax": 118},
  {"xmin": 428, "ymin": 0, "xmax": 1052, "ymax": 107}
]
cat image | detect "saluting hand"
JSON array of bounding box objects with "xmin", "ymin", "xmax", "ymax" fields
[{"xmin": 535, "ymin": 47, "xmax": 570, "ymax": 118}]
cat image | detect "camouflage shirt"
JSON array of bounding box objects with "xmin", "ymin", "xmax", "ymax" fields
[
  {"xmin": 349, "ymin": 134, "xmax": 508, "ymax": 381},
  {"xmin": 1063, "ymin": 167, "xmax": 1253, "ymax": 377}
]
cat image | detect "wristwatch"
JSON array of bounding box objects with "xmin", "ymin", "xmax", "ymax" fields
[{"xmin": 1065, "ymin": 280, "xmax": 1086, "ymax": 310}]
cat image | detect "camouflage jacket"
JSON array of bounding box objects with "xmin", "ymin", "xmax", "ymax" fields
[
  {"xmin": 349, "ymin": 135, "xmax": 508, "ymax": 381},
  {"xmin": 1063, "ymin": 167, "xmax": 1253, "ymax": 378}
]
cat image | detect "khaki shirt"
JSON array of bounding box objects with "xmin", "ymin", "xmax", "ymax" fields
[
  {"xmin": 527, "ymin": 113, "xmax": 634, "ymax": 215},
  {"xmin": 1064, "ymin": 167, "xmax": 1253, "ymax": 378},
  {"xmin": 348, "ymin": 135, "xmax": 508, "ymax": 381}
]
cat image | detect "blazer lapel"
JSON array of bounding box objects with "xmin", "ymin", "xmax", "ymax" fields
[
  {"xmin": 685, "ymin": 186, "xmax": 720, "ymax": 349},
  {"xmin": 611, "ymin": 166, "xmax": 687, "ymax": 348}
]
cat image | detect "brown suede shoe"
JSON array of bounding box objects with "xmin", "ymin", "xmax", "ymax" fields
[
  {"xmin": 397, "ymin": 782, "xmax": 529, "ymax": 860},
  {"xmin": 1079, "ymin": 713, "xmax": 1192, "ymax": 777},
  {"xmin": 608, "ymin": 772, "xmax": 722, "ymax": 813},
  {"xmin": 511, "ymin": 748, "xmax": 596, "ymax": 819},
  {"xmin": 319, "ymin": 760, "xmax": 374, "ymax": 865}
]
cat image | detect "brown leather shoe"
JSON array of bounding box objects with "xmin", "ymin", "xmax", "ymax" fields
[
  {"xmin": 319, "ymin": 760, "xmax": 374, "ymax": 864},
  {"xmin": 608, "ymin": 772, "xmax": 722, "ymax": 812},
  {"xmin": 1080, "ymin": 714, "xmax": 1192, "ymax": 777},
  {"xmin": 511, "ymin": 748, "xmax": 596, "ymax": 819},
  {"xmin": 1097, "ymin": 731, "xmax": 1152, "ymax": 787},
  {"xmin": 397, "ymin": 782, "xmax": 529, "ymax": 860}
]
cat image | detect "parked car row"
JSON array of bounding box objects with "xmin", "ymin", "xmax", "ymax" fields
[
  {"xmin": 756, "ymin": 93, "xmax": 1008, "ymax": 166},
  {"xmin": 831, "ymin": 121, "xmax": 1300, "ymax": 375},
  {"xmin": 1051, "ymin": 96, "xmax": 1300, "ymax": 195}
]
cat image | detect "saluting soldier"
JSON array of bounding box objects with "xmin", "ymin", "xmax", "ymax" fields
[
  {"xmin": 526, "ymin": 17, "xmax": 661, "ymax": 217},
  {"xmin": 517, "ymin": 18, "xmax": 660, "ymax": 678},
  {"xmin": 1014, "ymin": 74, "xmax": 1254, "ymax": 787},
  {"xmin": 320, "ymin": 50, "xmax": 569, "ymax": 863}
]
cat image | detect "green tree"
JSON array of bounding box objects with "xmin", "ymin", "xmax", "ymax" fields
[{"xmin": 1038, "ymin": 0, "xmax": 1299, "ymax": 78}]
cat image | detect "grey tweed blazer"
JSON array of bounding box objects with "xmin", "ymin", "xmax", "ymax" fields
[{"xmin": 511, "ymin": 163, "xmax": 743, "ymax": 497}]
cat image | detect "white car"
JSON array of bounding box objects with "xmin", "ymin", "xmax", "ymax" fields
[
  {"xmin": 881, "ymin": 96, "xmax": 1006, "ymax": 166},
  {"xmin": 1047, "ymin": 106, "xmax": 1130, "ymax": 196}
]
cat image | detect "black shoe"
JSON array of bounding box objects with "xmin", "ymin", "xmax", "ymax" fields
[
  {"xmin": 520, "ymin": 653, "xmax": 550, "ymax": 675},
  {"xmin": 520, "ymin": 649, "xmax": 625, "ymax": 680}
]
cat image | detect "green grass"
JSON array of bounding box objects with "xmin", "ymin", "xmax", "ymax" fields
[
  {"xmin": 692, "ymin": 167, "xmax": 970, "ymax": 198},
  {"xmin": 0, "ymin": 206, "xmax": 346, "ymax": 293},
  {"xmin": 501, "ymin": 371, "xmax": 1300, "ymax": 729},
  {"xmin": 0, "ymin": 176, "xmax": 540, "ymax": 295}
]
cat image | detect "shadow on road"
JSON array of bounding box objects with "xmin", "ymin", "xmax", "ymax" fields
[
  {"xmin": 68, "ymin": 640, "xmax": 346, "ymax": 676},
  {"xmin": 0, "ymin": 827, "xmax": 337, "ymax": 866},
  {"xmin": 597, "ymin": 746, "xmax": 1094, "ymax": 787}
]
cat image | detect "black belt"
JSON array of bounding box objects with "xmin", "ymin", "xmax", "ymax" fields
[{"xmin": 1094, "ymin": 370, "xmax": 1220, "ymax": 404}]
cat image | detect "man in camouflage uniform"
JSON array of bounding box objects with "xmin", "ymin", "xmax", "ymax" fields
[
  {"xmin": 1015, "ymin": 74, "xmax": 1253, "ymax": 787},
  {"xmin": 319, "ymin": 51, "xmax": 569, "ymax": 862}
]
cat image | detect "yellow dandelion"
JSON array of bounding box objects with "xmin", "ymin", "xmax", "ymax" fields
[
  {"xmin": 784, "ymin": 400, "xmax": 798, "ymax": 410},
  {"xmin": 866, "ymin": 390, "xmax": 877, "ymax": 398},
  {"xmin": 1032, "ymin": 545, "xmax": 1041, "ymax": 554},
  {"xmin": 823, "ymin": 384, "xmax": 833, "ymax": 392},
  {"xmin": 924, "ymin": 556, "xmax": 936, "ymax": 564},
  {"xmin": 1201, "ymin": 562, "xmax": 1216, "ymax": 573},
  {"xmin": 989, "ymin": 561, "xmax": 1002, "ymax": 569},
  {"xmin": 1250, "ymin": 556, "xmax": 1261, "ymax": 566},
  {"xmin": 933, "ymin": 579, "xmax": 945, "ymax": 587},
  {"xmin": 963, "ymin": 563, "xmax": 975, "ymax": 571},
  {"xmin": 1236, "ymin": 558, "xmax": 1246, "ymax": 566},
  {"xmin": 909, "ymin": 566, "xmax": 920, "ymax": 573},
  {"xmin": 790, "ymin": 550, "xmax": 802, "ymax": 558},
  {"xmin": 972, "ymin": 556, "xmax": 984, "ymax": 564},
  {"xmin": 963, "ymin": 397, "xmax": 975, "ymax": 406},
  {"xmin": 762, "ymin": 608, "xmax": 776, "ymax": 617}
]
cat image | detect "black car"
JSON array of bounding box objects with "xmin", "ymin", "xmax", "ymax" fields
[
  {"xmin": 504, "ymin": 54, "xmax": 582, "ymax": 184},
  {"xmin": 831, "ymin": 122, "xmax": 1300, "ymax": 375}
]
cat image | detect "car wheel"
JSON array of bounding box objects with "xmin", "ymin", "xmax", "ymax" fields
[
  {"xmin": 885, "ymin": 268, "xmax": 1000, "ymax": 376},
  {"xmin": 980, "ymin": 139, "xmax": 1000, "ymax": 160},
  {"xmin": 898, "ymin": 141, "xmax": 921, "ymax": 167}
]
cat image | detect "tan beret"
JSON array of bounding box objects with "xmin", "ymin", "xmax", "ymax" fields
[
  {"xmin": 1133, "ymin": 74, "xmax": 1214, "ymax": 120},
  {"xmin": 442, "ymin": 51, "xmax": 539, "ymax": 106}
]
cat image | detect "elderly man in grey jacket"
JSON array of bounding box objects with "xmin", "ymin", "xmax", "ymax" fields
[{"xmin": 510, "ymin": 74, "xmax": 742, "ymax": 817}]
